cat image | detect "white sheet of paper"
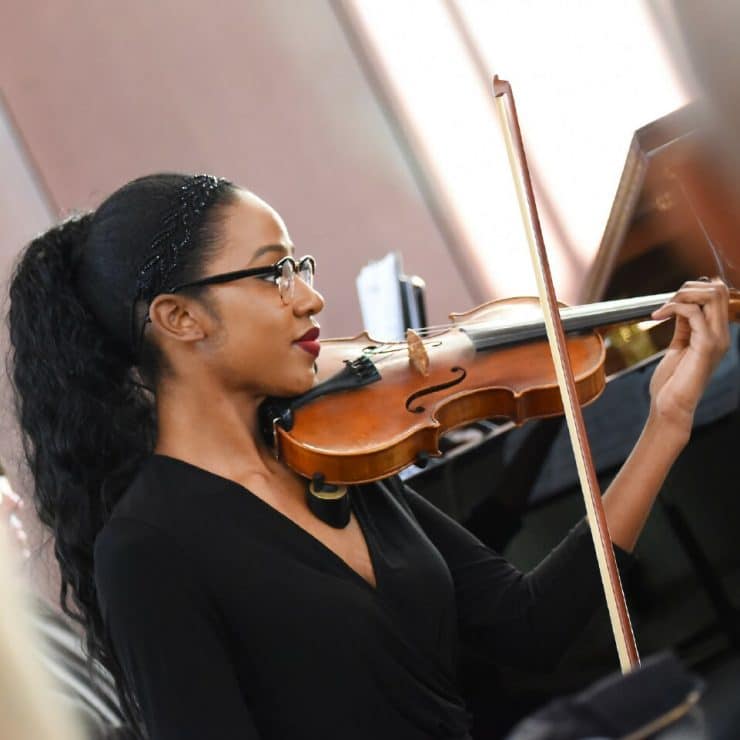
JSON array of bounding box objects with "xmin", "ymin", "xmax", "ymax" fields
[{"xmin": 356, "ymin": 252, "xmax": 405, "ymax": 341}]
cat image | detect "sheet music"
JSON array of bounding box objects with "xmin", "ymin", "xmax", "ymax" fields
[{"xmin": 356, "ymin": 252, "xmax": 405, "ymax": 341}]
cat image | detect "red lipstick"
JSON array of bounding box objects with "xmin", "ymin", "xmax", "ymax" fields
[{"xmin": 294, "ymin": 327, "xmax": 320, "ymax": 358}]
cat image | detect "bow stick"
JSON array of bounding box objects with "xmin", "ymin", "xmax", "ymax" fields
[{"xmin": 493, "ymin": 76, "xmax": 639, "ymax": 672}]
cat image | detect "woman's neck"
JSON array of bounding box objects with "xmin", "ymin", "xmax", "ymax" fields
[{"xmin": 154, "ymin": 380, "xmax": 277, "ymax": 483}]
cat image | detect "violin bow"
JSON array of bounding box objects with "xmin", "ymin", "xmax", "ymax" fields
[{"xmin": 493, "ymin": 76, "xmax": 639, "ymax": 672}]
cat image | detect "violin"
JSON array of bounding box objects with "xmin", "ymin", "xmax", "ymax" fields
[{"xmin": 260, "ymin": 288, "xmax": 740, "ymax": 486}]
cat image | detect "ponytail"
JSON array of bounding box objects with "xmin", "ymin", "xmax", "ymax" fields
[
  {"xmin": 8, "ymin": 173, "xmax": 237, "ymax": 735},
  {"xmin": 8, "ymin": 213, "xmax": 155, "ymax": 731}
]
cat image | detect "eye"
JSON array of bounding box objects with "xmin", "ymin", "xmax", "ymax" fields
[{"xmin": 257, "ymin": 272, "xmax": 279, "ymax": 285}]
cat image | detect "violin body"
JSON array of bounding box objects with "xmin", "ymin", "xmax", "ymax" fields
[{"xmin": 276, "ymin": 297, "xmax": 606, "ymax": 485}]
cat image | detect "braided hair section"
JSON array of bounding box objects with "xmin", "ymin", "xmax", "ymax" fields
[{"xmin": 131, "ymin": 175, "xmax": 224, "ymax": 353}]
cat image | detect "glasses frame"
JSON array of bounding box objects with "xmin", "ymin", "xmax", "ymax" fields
[
  {"xmin": 167, "ymin": 254, "xmax": 316, "ymax": 303},
  {"xmin": 131, "ymin": 255, "xmax": 316, "ymax": 357}
]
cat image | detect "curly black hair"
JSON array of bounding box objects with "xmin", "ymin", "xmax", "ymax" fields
[{"xmin": 7, "ymin": 173, "xmax": 238, "ymax": 734}]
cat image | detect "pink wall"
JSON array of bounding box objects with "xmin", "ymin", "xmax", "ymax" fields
[{"xmin": 0, "ymin": 0, "xmax": 474, "ymax": 337}]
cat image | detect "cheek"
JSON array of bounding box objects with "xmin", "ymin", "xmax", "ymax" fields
[{"xmin": 214, "ymin": 313, "xmax": 314, "ymax": 395}]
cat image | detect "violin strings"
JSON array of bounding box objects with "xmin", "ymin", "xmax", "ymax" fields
[
  {"xmin": 361, "ymin": 292, "xmax": 671, "ymax": 353},
  {"xmin": 354, "ymin": 293, "xmax": 671, "ymax": 362}
]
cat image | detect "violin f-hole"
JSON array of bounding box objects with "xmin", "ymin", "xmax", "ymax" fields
[{"xmin": 405, "ymin": 366, "xmax": 467, "ymax": 414}]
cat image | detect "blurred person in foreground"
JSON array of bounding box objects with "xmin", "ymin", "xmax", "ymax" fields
[
  {"xmin": 1, "ymin": 464, "xmax": 132, "ymax": 738},
  {"xmin": 0, "ymin": 492, "xmax": 82, "ymax": 740}
]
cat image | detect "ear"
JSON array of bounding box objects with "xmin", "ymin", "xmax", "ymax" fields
[{"xmin": 148, "ymin": 294, "xmax": 211, "ymax": 345}]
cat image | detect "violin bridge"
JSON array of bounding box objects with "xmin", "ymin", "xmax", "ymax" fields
[{"xmin": 406, "ymin": 329, "xmax": 430, "ymax": 376}]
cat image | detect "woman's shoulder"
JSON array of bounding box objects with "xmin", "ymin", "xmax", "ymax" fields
[
  {"xmin": 94, "ymin": 455, "xmax": 258, "ymax": 595},
  {"xmin": 93, "ymin": 514, "xmax": 216, "ymax": 629},
  {"xmin": 94, "ymin": 514, "xmax": 176, "ymax": 575},
  {"xmin": 93, "ymin": 515, "xmax": 183, "ymax": 607},
  {"xmin": 94, "ymin": 457, "xmax": 199, "ymax": 584},
  {"xmin": 105, "ymin": 454, "xmax": 216, "ymax": 531}
]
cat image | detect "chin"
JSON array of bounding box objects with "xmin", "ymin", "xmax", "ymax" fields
[
  {"xmin": 272, "ymin": 366, "xmax": 317, "ymax": 398},
  {"xmin": 296, "ymin": 365, "xmax": 319, "ymax": 394}
]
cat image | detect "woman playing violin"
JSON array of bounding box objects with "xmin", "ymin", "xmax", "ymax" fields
[{"xmin": 8, "ymin": 173, "xmax": 730, "ymax": 739}]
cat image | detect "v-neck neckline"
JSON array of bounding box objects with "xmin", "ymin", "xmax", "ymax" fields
[{"xmin": 149, "ymin": 454, "xmax": 381, "ymax": 592}]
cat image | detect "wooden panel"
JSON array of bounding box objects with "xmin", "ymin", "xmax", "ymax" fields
[{"xmin": 583, "ymin": 104, "xmax": 740, "ymax": 301}]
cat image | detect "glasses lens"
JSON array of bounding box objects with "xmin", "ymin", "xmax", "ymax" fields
[
  {"xmin": 277, "ymin": 259, "xmax": 295, "ymax": 304},
  {"xmin": 298, "ymin": 257, "xmax": 315, "ymax": 288}
]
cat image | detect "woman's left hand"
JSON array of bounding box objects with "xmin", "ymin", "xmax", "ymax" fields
[{"xmin": 649, "ymin": 278, "xmax": 731, "ymax": 436}]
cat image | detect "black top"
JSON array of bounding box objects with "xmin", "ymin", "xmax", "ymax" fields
[{"xmin": 94, "ymin": 455, "xmax": 628, "ymax": 740}]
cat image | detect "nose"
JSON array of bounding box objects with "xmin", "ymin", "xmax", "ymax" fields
[{"xmin": 292, "ymin": 276, "xmax": 325, "ymax": 317}]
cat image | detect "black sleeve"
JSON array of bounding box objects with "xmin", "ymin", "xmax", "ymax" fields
[
  {"xmin": 94, "ymin": 518, "xmax": 261, "ymax": 740},
  {"xmin": 399, "ymin": 483, "xmax": 632, "ymax": 671}
]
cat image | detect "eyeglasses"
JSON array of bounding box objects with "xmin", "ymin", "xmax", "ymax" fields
[{"xmin": 167, "ymin": 255, "xmax": 316, "ymax": 305}]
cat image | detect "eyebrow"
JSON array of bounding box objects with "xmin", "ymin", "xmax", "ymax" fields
[{"xmin": 250, "ymin": 243, "xmax": 294, "ymax": 263}]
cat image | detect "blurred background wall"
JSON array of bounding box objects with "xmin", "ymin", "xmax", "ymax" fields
[{"xmin": 0, "ymin": 0, "xmax": 475, "ymax": 338}]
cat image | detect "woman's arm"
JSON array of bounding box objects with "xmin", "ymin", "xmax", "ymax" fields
[
  {"xmin": 602, "ymin": 278, "xmax": 730, "ymax": 551},
  {"xmin": 396, "ymin": 281, "xmax": 731, "ymax": 670},
  {"xmin": 401, "ymin": 484, "xmax": 627, "ymax": 670}
]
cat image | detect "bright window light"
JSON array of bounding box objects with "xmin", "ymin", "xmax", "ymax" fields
[{"xmin": 343, "ymin": 0, "xmax": 689, "ymax": 302}]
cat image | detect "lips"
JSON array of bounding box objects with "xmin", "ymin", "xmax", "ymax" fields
[
  {"xmin": 296, "ymin": 327, "xmax": 320, "ymax": 342},
  {"xmin": 294, "ymin": 326, "xmax": 321, "ymax": 357}
]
